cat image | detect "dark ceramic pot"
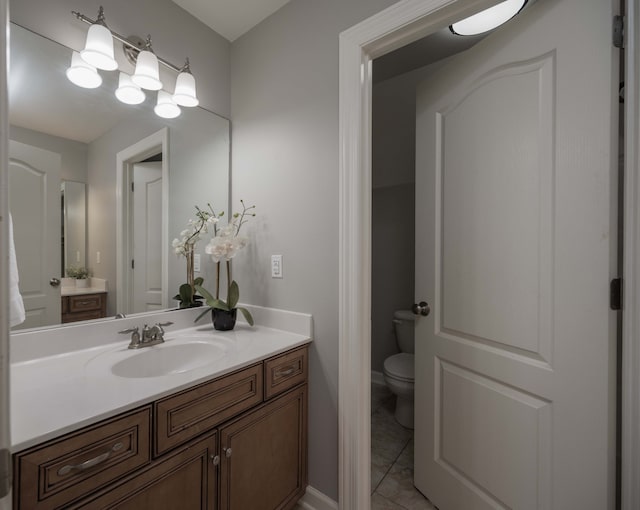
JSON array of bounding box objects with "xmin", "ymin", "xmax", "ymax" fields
[{"xmin": 211, "ymin": 308, "xmax": 237, "ymax": 331}]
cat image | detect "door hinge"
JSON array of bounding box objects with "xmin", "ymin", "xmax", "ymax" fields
[
  {"xmin": 131, "ymin": 182, "xmax": 135, "ymax": 192},
  {"xmin": 613, "ymin": 15, "xmax": 624, "ymax": 49},
  {"xmin": 610, "ymin": 278, "xmax": 623, "ymax": 310},
  {"xmin": 131, "ymin": 259, "xmax": 135, "ymax": 270},
  {"xmin": 0, "ymin": 448, "xmax": 11, "ymax": 498}
]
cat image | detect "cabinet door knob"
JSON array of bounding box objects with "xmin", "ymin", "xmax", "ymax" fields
[
  {"xmin": 211, "ymin": 454, "xmax": 220, "ymax": 465},
  {"xmin": 223, "ymin": 447, "xmax": 232, "ymax": 458}
]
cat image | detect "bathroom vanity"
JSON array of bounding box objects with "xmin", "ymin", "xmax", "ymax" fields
[
  {"xmin": 9, "ymin": 307, "xmax": 311, "ymax": 509},
  {"xmin": 60, "ymin": 279, "xmax": 109, "ymax": 324}
]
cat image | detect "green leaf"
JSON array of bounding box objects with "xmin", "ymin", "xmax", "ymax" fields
[
  {"xmin": 227, "ymin": 280, "xmax": 240, "ymax": 309},
  {"xmin": 178, "ymin": 283, "xmax": 193, "ymax": 302},
  {"xmin": 238, "ymin": 307, "xmax": 254, "ymax": 326},
  {"xmin": 195, "ymin": 284, "xmax": 216, "ymax": 307},
  {"xmin": 194, "ymin": 277, "xmax": 204, "ymax": 287},
  {"xmin": 194, "ymin": 307, "xmax": 211, "ymax": 323},
  {"xmin": 210, "ymin": 298, "xmax": 230, "ymax": 311}
]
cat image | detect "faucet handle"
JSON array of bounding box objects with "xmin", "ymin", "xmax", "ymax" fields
[
  {"xmin": 119, "ymin": 327, "xmax": 141, "ymax": 349},
  {"xmin": 156, "ymin": 321, "xmax": 173, "ymax": 335}
]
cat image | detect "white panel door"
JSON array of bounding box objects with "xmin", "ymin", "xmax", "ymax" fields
[
  {"xmin": 414, "ymin": 0, "xmax": 616, "ymax": 509},
  {"xmin": 8, "ymin": 140, "xmax": 61, "ymax": 329},
  {"xmin": 131, "ymin": 162, "xmax": 163, "ymax": 313}
]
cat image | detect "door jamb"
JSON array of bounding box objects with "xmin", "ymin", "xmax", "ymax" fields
[{"xmin": 337, "ymin": 1, "xmax": 640, "ymax": 509}]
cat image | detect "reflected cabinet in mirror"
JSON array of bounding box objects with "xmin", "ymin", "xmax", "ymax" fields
[{"xmin": 9, "ymin": 23, "xmax": 230, "ymax": 330}]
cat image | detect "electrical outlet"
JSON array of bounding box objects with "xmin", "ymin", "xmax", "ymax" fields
[
  {"xmin": 271, "ymin": 255, "xmax": 283, "ymax": 278},
  {"xmin": 194, "ymin": 253, "xmax": 201, "ymax": 272}
]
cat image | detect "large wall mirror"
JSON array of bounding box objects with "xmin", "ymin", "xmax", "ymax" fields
[{"xmin": 9, "ymin": 23, "xmax": 230, "ymax": 331}]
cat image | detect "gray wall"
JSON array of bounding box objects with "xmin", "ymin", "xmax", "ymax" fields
[
  {"xmin": 230, "ymin": 0, "xmax": 398, "ymax": 499},
  {"xmin": 9, "ymin": 125, "xmax": 87, "ymax": 182},
  {"xmin": 9, "ymin": 0, "xmax": 230, "ymax": 117}
]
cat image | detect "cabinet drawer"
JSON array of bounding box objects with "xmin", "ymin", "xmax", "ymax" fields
[
  {"xmin": 68, "ymin": 294, "xmax": 104, "ymax": 313},
  {"xmin": 14, "ymin": 407, "xmax": 151, "ymax": 510},
  {"xmin": 264, "ymin": 346, "xmax": 308, "ymax": 400},
  {"xmin": 155, "ymin": 363, "xmax": 263, "ymax": 456}
]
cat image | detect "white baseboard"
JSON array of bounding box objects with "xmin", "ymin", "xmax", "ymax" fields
[
  {"xmin": 371, "ymin": 370, "xmax": 385, "ymax": 386},
  {"xmin": 295, "ymin": 486, "xmax": 338, "ymax": 510}
]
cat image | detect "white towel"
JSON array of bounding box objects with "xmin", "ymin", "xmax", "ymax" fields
[{"xmin": 9, "ymin": 213, "xmax": 25, "ymax": 327}]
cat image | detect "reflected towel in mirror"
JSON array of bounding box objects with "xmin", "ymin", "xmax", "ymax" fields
[{"xmin": 9, "ymin": 213, "xmax": 25, "ymax": 327}]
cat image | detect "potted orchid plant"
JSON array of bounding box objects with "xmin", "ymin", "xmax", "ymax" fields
[
  {"xmin": 195, "ymin": 200, "xmax": 256, "ymax": 330},
  {"xmin": 172, "ymin": 204, "xmax": 223, "ymax": 308}
]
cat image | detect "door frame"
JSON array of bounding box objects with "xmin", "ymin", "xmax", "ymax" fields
[
  {"xmin": 337, "ymin": 1, "xmax": 640, "ymax": 509},
  {"xmin": 116, "ymin": 128, "xmax": 169, "ymax": 315}
]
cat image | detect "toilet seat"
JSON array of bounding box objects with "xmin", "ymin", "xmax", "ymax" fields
[{"xmin": 383, "ymin": 353, "xmax": 414, "ymax": 382}]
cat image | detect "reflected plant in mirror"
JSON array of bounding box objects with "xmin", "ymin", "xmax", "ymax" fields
[{"xmin": 172, "ymin": 204, "xmax": 224, "ymax": 308}]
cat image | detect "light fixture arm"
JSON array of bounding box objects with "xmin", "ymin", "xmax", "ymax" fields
[{"xmin": 71, "ymin": 9, "xmax": 184, "ymax": 73}]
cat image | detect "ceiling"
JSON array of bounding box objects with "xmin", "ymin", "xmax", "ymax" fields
[{"xmin": 171, "ymin": 0, "xmax": 293, "ymax": 42}]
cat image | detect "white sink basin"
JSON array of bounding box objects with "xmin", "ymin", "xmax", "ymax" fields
[{"xmin": 109, "ymin": 338, "xmax": 231, "ymax": 378}]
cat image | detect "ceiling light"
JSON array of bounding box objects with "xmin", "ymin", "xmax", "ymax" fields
[
  {"xmin": 79, "ymin": 6, "xmax": 118, "ymax": 71},
  {"xmin": 132, "ymin": 36, "xmax": 163, "ymax": 91},
  {"xmin": 66, "ymin": 51, "xmax": 102, "ymax": 89},
  {"xmin": 115, "ymin": 72, "xmax": 145, "ymax": 105},
  {"xmin": 155, "ymin": 91, "xmax": 181, "ymax": 119},
  {"xmin": 172, "ymin": 59, "xmax": 199, "ymax": 107},
  {"xmin": 450, "ymin": 0, "xmax": 527, "ymax": 36}
]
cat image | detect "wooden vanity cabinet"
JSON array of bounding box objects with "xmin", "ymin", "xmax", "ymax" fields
[
  {"xmin": 71, "ymin": 432, "xmax": 218, "ymax": 510},
  {"xmin": 61, "ymin": 292, "xmax": 107, "ymax": 323},
  {"xmin": 219, "ymin": 385, "xmax": 307, "ymax": 510},
  {"xmin": 13, "ymin": 345, "xmax": 309, "ymax": 510}
]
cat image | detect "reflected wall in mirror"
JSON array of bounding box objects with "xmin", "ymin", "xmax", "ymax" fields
[
  {"xmin": 9, "ymin": 23, "xmax": 230, "ymax": 330},
  {"xmin": 61, "ymin": 180, "xmax": 86, "ymax": 276}
]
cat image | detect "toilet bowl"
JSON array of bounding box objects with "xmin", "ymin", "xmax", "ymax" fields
[{"xmin": 382, "ymin": 310, "xmax": 416, "ymax": 429}]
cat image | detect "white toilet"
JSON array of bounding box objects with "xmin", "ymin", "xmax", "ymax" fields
[{"xmin": 383, "ymin": 310, "xmax": 416, "ymax": 429}]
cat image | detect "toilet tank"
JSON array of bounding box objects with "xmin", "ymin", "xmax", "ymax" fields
[{"xmin": 393, "ymin": 310, "xmax": 416, "ymax": 354}]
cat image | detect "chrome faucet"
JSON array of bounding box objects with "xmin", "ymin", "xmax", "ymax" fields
[{"xmin": 119, "ymin": 321, "xmax": 173, "ymax": 349}]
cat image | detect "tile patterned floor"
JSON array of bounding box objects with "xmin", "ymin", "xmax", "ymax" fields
[{"xmin": 371, "ymin": 383, "xmax": 437, "ymax": 510}]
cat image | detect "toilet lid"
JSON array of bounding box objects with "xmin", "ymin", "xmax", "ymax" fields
[{"xmin": 383, "ymin": 353, "xmax": 414, "ymax": 381}]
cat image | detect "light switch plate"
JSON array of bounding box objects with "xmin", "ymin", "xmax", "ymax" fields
[
  {"xmin": 271, "ymin": 255, "xmax": 283, "ymax": 278},
  {"xmin": 194, "ymin": 253, "xmax": 201, "ymax": 272}
]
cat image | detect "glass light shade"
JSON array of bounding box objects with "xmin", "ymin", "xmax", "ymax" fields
[
  {"xmin": 132, "ymin": 50, "xmax": 163, "ymax": 91},
  {"xmin": 172, "ymin": 71, "xmax": 199, "ymax": 107},
  {"xmin": 80, "ymin": 23, "xmax": 118, "ymax": 71},
  {"xmin": 450, "ymin": 0, "xmax": 527, "ymax": 36},
  {"xmin": 66, "ymin": 51, "xmax": 102, "ymax": 89},
  {"xmin": 115, "ymin": 72, "xmax": 145, "ymax": 105},
  {"xmin": 154, "ymin": 91, "xmax": 181, "ymax": 119}
]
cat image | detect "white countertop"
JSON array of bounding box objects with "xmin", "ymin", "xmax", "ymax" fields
[
  {"xmin": 60, "ymin": 286, "xmax": 107, "ymax": 296},
  {"xmin": 10, "ymin": 306, "xmax": 312, "ymax": 453}
]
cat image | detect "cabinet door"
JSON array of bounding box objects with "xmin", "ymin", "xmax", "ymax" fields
[
  {"xmin": 219, "ymin": 385, "xmax": 307, "ymax": 510},
  {"xmin": 74, "ymin": 433, "xmax": 217, "ymax": 510}
]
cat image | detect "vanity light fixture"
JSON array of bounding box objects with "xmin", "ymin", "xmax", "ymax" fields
[
  {"xmin": 450, "ymin": 0, "xmax": 527, "ymax": 36},
  {"xmin": 172, "ymin": 59, "xmax": 199, "ymax": 107},
  {"xmin": 155, "ymin": 90, "xmax": 181, "ymax": 119},
  {"xmin": 115, "ymin": 72, "xmax": 145, "ymax": 105},
  {"xmin": 79, "ymin": 6, "xmax": 118, "ymax": 71},
  {"xmin": 131, "ymin": 36, "xmax": 163, "ymax": 91},
  {"xmin": 66, "ymin": 51, "xmax": 103, "ymax": 89},
  {"xmin": 69, "ymin": 6, "xmax": 200, "ymax": 116}
]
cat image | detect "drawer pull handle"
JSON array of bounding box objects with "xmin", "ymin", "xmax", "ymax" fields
[
  {"xmin": 77, "ymin": 300, "xmax": 92, "ymax": 306},
  {"xmin": 57, "ymin": 442, "xmax": 124, "ymax": 476},
  {"xmin": 276, "ymin": 367, "xmax": 296, "ymax": 377}
]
